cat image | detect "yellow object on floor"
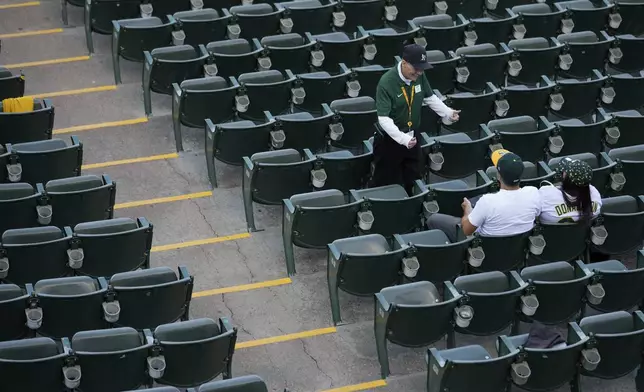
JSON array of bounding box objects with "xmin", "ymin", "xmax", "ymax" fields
[{"xmin": 2, "ymin": 97, "xmax": 34, "ymax": 113}]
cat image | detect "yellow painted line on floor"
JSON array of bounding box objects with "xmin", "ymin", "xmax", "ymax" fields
[
  {"xmin": 82, "ymin": 153, "xmax": 179, "ymax": 170},
  {"xmin": 114, "ymin": 190, "xmax": 212, "ymax": 210},
  {"xmin": 25, "ymin": 85, "xmax": 117, "ymax": 99},
  {"xmin": 3, "ymin": 55, "xmax": 90, "ymax": 69},
  {"xmin": 151, "ymin": 232, "xmax": 251, "ymax": 253},
  {"xmin": 0, "ymin": 28, "xmax": 63, "ymax": 39},
  {"xmin": 0, "ymin": 1, "xmax": 39, "ymax": 9},
  {"xmin": 236, "ymin": 326, "xmax": 336, "ymax": 349},
  {"xmin": 54, "ymin": 117, "xmax": 148, "ymax": 134},
  {"xmin": 321, "ymin": 380, "xmax": 388, "ymax": 392},
  {"xmin": 192, "ymin": 277, "xmax": 292, "ymax": 298}
]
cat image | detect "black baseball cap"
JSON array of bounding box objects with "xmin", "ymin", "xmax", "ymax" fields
[
  {"xmin": 491, "ymin": 149, "xmax": 524, "ymax": 186},
  {"xmin": 402, "ymin": 44, "xmax": 433, "ymax": 70}
]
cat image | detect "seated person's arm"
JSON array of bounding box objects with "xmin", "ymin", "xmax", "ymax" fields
[{"xmin": 461, "ymin": 197, "xmax": 486, "ymax": 236}]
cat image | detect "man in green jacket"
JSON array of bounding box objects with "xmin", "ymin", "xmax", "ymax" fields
[{"xmin": 373, "ymin": 44, "xmax": 460, "ymax": 194}]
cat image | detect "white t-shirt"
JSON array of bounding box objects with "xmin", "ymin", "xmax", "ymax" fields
[
  {"xmin": 538, "ymin": 185, "xmax": 602, "ymax": 224},
  {"xmin": 467, "ymin": 187, "xmax": 541, "ymax": 236}
]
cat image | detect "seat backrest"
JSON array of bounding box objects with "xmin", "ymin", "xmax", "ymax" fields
[
  {"xmin": 580, "ymin": 311, "xmax": 634, "ymax": 334},
  {"xmin": 508, "ymin": 37, "xmax": 550, "ymax": 50},
  {"xmin": 150, "ymin": 45, "xmax": 198, "ymax": 61},
  {"xmin": 521, "ymin": 261, "xmax": 575, "ymax": 282},
  {"xmin": 330, "ymin": 96, "xmax": 376, "ymax": 112},
  {"xmin": 0, "ymin": 283, "xmax": 23, "ymax": 302},
  {"xmin": 174, "ymin": 8, "xmax": 220, "ymax": 21},
  {"xmin": 512, "ymin": 3, "xmax": 553, "ymax": 13},
  {"xmin": 0, "ymin": 183, "xmax": 34, "ymax": 200},
  {"xmin": 487, "ymin": 116, "xmax": 537, "ymax": 133},
  {"xmin": 198, "ymin": 375, "xmax": 269, "ymax": 392},
  {"xmin": 155, "ymin": 318, "xmax": 220, "ymax": 342},
  {"xmin": 609, "ymin": 144, "xmax": 644, "ymax": 161},
  {"xmin": 74, "ymin": 217, "xmax": 139, "ymax": 235},
  {"xmin": 426, "ymin": 50, "xmax": 447, "ymax": 62},
  {"xmin": 454, "ymin": 271, "xmax": 510, "ymax": 293},
  {"xmin": 548, "ymin": 152, "xmax": 599, "ymax": 169},
  {"xmin": 35, "ymin": 276, "xmax": 98, "ymax": 295},
  {"xmin": 207, "ymin": 39, "xmax": 252, "ymax": 55},
  {"xmin": 12, "ymin": 138, "xmax": 66, "ymax": 152},
  {"xmin": 45, "ymin": 175, "xmax": 104, "ymax": 193},
  {"xmin": 230, "ymin": 3, "xmax": 274, "ymax": 15},
  {"xmin": 111, "ymin": 266, "xmax": 178, "ymax": 287},
  {"xmin": 455, "ymin": 43, "xmax": 498, "ymax": 56},
  {"xmin": 250, "ymin": 149, "xmax": 302, "ymax": 164},
  {"xmin": 2, "ymin": 226, "xmax": 63, "ymax": 245},
  {"xmin": 72, "ymin": 327, "xmax": 142, "ymax": 352},
  {"xmin": 0, "ymin": 337, "xmax": 59, "ymax": 360},
  {"xmin": 261, "ymin": 33, "xmax": 304, "ymax": 48},
  {"xmin": 557, "ymin": 31, "xmax": 599, "ymax": 44},
  {"xmin": 181, "ymin": 76, "xmax": 229, "ymax": 91},
  {"xmin": 238, "ymin": 70, "xmax": 284, "ymax": 84},
  {"xmin": 601, "ymin": 195, "xmax": 639, "ymax": 213},
  {"xmin": 412, "ymin": 14, "xmax": 454, "ymax": 28}
]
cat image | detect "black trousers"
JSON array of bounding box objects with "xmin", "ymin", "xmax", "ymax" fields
[{"xmin": 371, "ymin": 130, "xmax": 422, "ymax": 195}]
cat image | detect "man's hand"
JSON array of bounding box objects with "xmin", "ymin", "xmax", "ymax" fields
[
  {"xmin": 461, "ymin": 197, "xmax": 472, "ymax": 214},
  {"xmin": 450, "ymin": 109, "xmax": 461, "ymax": 122},
  {"xmin": 407, "ymin": 137, "xmax": 417, "ymax": 149}
]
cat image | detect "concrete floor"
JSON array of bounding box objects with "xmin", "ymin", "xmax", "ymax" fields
[{"xmin": 0, "ymin": 1, "xmax": 638, "ymax": 391}]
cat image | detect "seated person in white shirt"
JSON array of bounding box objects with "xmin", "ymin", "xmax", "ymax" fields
[
  {"xmin": 539, "ymin": 158, "xmax": 601, "ymax": 224},
  {"xmin": 426, "ymin": 149, "xmax": 541, "ymax": 241}
]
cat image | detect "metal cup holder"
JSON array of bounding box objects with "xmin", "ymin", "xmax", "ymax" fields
[
  {"xmin": 26, "ymin": 307, "xmax": 43, "ymax": 329},
  {"xmin": 604, "ymin": 126, "xmax": 620, "ymax": 145},
  {"xmin": 7, "ymin": 163, "xmax": 22, "ymax": 182},
  {"xmin": 291, "ymin": 87, "xmax": 306, "ymax": 105},
  {"xmin": 172, "ymin": 30, "xmax": 186, "ymax": 46},
  {"xmin": 609, "ymin": 47, "xmax": 623, "ymax": 65},
  {"xmin": 346, "ymin": 80, "xmax": 361, "ymax": 97},
  {"xmin": 190, "ymin": 0, "xmax": 203, "ymax": 10},
  {"xmin": 456, "ymin": 66, "xmax": 470, "ymax": 83},
  {"xmin": 610, "ymin": 172, "xmax": 626, "ymax": 191},
  {"xmin": 63, "ymin": 365, "xmax": 82, "ymax": 389},
  {"xmin": 332, "ymin": 11, "xmax": 346, "ymax": 27},
  {"xmin": 385, "ymin": 5, "xmax": 398, "ymax": 21},
  {"xmin": 511, "ymin": 361, "xmax": 531, "ymax": 385},
  {"xmin": 609, "ymin": 13, "xmax": 622, "ymax": 29},
  {"xmin": 402, "ymin": 256, "xmax": 419, "ymax": 278},
  {"xmin": 454, "ymin": 305, "xmax": 474, "ymax": 327},
  {"xmin": 0, "ymin": 257, "xmax": 8, "ymax": 278},
  {"xmin": 363, "ymin": 44, "xmax": 377, "ymax": 61},
  {"xmin": 464, "ymin": 30, "xmax": 477, "ymax": 46},
  {"xmin": 520, "ymin": 294, "xmax": 539, "ymax": 316},
  {"xmin": 558, "ymin": 54, "xmax": 573, "ymax": 70},
  {"xmin": 414, "ymin": 37, "xmax": 427, "ymax": 48},
  {"xmin": 270, "ymin": 130, "xmax": 286, "ymax": 149},
  {"xmin": 586, "ymin": 283, "xmax": 605, "ymax": 305},
  {"xmin": 235, "ymin": 95, "xmax": 250, "ymax": 112},
  {"xmin": 103, "ymin": 300, "xmax": 121, "ymax": 323},
  {"xmin": 140, "ymin": 3, "xmax": 153, "ymax": 18},
  {"xmin": 311, "ymin": 168, "xmax": 327, "ymax": 188},
  {"xmin": 329, "ymin": 122, "xmax": 345, "ymax": 141},
  {"xmin": 423, "ymin": 200, "xmax": 440, "ymax": 215},
  {"xmin": 549, "ymin": 93, "xmax": 564, "ymax": 111},
  {"xmin": 513, "ymin": 24, "xmax": 526, "ymax": 39},
  {"xmin": 311, "ymin": 50, "xmax": 325, "ymax": 67},
  {"xmin": 67, "ymin": 248, "xmax": 84, "ymax": 269},
  {"xmin": 357, "ymin": 210, "xmax": 374, "ymax": 231},
  {"xmin": 529, "ymin": 234, "xmax": 546, "ymax": 255},
  {"xmin": 280, "ymin": 18, "xmax": 293, "ymax": 34},
  {"xmin": 508, "ymin": 60, "xmax": 522, "ymax": 77},
  {"xmin": 601, "ymin": 87, "xmax": 616, "ymax": 105},
  {"xmin": 227, "ymin": 24, "xmax": 241, "ymax": 39},
  {"xmin": 485, "ymin": 0, "xmax": 498, "ymax": 9},
  {"xmin": 561, "ymin": 18, "xmax": 574, "ymax": 34},
  {"xmin": 204, "ymin": 64, "xmax": 218, "ymax": 77},
  {"xmin": 147, "ymin": 355, "xmax": 167, "ymax": 379},
  {"xmin": 548, "ymin": 135, "xmax": 564, "ymax": 154},
  {"xmin": 257, "ymin": 56, "xmax": 272, "ymax": 70},
  {"xmin": 434, "ymin": 1, "xmax": 448, "ymax": 14},
  {"xmin": 468, "ymin": 247, "xmax": 485, "ymax": 267},
  {"xmin": 591, "ymin": 225, "xmax": 608, "ymax": 246},
  {"xmin": 581, "ymin": 348, "xmax": 601, "ymax": 371},
  {"xmin": 495, "ymin": 100, "xmax": 509, "ymax": 117},
  {"xmin": 37, "ymin": 205, "xmax": 53, "ymax": 225},
  {"xmin": 429, "ymin": 152, "xmax": 444, "ymax": 171}
]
